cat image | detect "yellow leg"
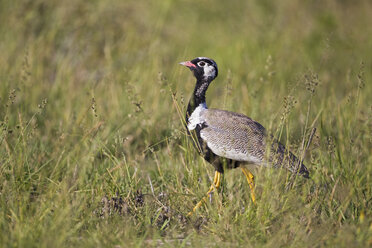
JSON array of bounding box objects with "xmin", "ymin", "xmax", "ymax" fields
[
  {"xmin": 241, "ymin": 167, "xmax": 256, "ymax": 204},
  {"xmin": 187, "ymin": 171, "xmax": 222, "ymax": 216}
]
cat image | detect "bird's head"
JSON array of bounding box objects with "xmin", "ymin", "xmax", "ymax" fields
[{"xmin": 179, "ymin": 57, "xmax": 218, "ymax": 82}]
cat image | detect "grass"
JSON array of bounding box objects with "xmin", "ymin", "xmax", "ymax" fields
[{"xmin": 0, "ymin": 0, "xmax": 371, "ymax": 247}]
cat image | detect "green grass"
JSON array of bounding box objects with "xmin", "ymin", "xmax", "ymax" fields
[{"xmin": 1, "ymin": 0, "xmax": 371, "ymax": 247}]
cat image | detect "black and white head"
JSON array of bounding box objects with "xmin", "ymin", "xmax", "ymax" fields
[{"xmin": 180, "ymin": 57, "xmax": 218, "ymax": 82}]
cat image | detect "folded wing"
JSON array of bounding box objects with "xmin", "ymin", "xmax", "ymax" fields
[{"xmin": 200, "ymin": 109, "xmax": 266, "ymax": 164}]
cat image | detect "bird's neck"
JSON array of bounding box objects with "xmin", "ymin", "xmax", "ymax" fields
[{"xmin": 186, "ymin": 79, "xmax": 210, "ymax": 122}]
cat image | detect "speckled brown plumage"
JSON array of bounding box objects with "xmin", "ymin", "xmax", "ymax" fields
[
  {"xmin": 198, "ymin": 108, "xmax": 309, "ymax": 177},
  {"xmin": 181, "ymin": 56, "xmax": 309, "ymax": 178},
  {"xmin": 180, "ymin": 56, "xmax": 309, "ymax": 215}
]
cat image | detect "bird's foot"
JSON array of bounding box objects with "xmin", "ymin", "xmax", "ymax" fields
[{"xmin": 187, "ymin": 171, "xmax": 222, "ymax": 216}]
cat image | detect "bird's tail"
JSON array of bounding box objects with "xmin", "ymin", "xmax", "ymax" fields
[{"xmin": 269, "ymin": 141, "xmax": 309, "ymax": 178}]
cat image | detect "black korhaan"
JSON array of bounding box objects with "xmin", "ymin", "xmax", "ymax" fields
[{"xmin": 180, "ymin": 57, "xmax": 309, "ymax": 215}]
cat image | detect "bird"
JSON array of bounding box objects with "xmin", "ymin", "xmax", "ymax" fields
[{"xmin": 179, "ymin": 57, "xmax": 309, "ymax": 215}]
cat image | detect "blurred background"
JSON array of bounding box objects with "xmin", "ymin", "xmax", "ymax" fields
[
  {"xmin": 0, "ymin": 0, "xmax": 371, "ymax": 247},
  {"xmin": 0, "ymin": 0, "xmax": 371, "ymax": 141}
]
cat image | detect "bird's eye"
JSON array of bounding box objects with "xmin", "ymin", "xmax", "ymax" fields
[{"xmin": 198, "ymin": 61, "xmax": 206, "ymax": 67}]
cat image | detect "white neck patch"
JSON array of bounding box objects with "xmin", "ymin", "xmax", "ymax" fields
[{"xmin": 187, "ymin": 102, "xmax": 208, "ymax": 130}]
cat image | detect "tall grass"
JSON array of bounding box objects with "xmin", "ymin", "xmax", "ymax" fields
[{"xmin": 0, "ymin": 0, "xmax": 371, "ymax": 247}]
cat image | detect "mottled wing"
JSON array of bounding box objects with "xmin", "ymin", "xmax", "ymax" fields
[{"xmin": 200, "ymin": 109, "xmax": 266, "ymax": 164}]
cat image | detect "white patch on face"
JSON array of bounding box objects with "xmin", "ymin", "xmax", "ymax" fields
[
  {"xmin": 187, "ymin": 103, "xmax": 208, "ymax": 130},
  {"xmin": 203, "ymin": 64, "xmax": 216, "ymax": 80}
]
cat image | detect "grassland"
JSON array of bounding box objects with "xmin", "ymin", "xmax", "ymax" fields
[{"xmin": 0, "ymin": 0, "xmax": 371, "ymax": 247}]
